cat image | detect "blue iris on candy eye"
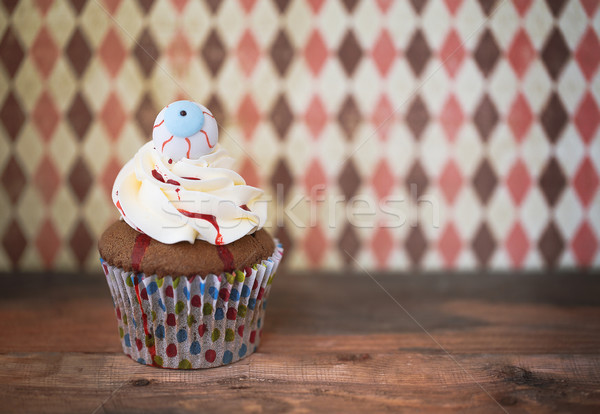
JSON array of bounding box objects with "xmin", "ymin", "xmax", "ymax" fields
[{"xmin": 163, "ymin": 100, "xmax": 205, "ymax": 137}]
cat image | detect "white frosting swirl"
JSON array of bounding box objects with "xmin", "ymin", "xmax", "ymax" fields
[{"xmin": 112, "ymin": 142, "xmax": 266, "ymax": 245}]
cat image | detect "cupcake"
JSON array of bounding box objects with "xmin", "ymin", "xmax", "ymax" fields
[{"xmin": 98, "ymin": 100, "xmax": 283, "ymax": 369}]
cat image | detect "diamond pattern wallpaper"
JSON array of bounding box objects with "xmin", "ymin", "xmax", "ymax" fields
[{"xmin": 0, "ymin": 0, "xmax": 599, "ymax": 272}]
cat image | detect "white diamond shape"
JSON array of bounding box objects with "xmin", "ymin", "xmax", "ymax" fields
[
  {"xmin": 522, "ymin": 60, "xmax": 552, "ymax": 113},
  {"xmin": 523, "ymin": 0, "xmax": 553, "ymax": 49},
  {"xmin": 558, "ymin": 60, "xmax": 586, "ymax": 113},
  {"xmin": 554, "ymin": 188, "xmax": 583, "ymax": 239},
  {"xmin": 520, "ymin": 187, "xmax": 550, "ymax": 239},
  {"xmin": 556, "ymin": 124, "xmax": 585, "ymax": 177},
  {"xmin": 558, "ymin": 0, "xmax": 587, "ymax": 49},
  {"xmin": 487, "ymin": 187, "xmax": 516, "ymax": 240}
]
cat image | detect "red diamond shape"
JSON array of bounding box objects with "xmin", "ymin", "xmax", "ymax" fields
[
  {"xmin": 237, "ymin": 29, "xmax": 260, "ymax": 77},
  {"xmin": 513, "ymin": 0, "xmax": 533, "ymax": 16},
  {"xmin": 573, "ymin": 157, "xmax": 599, "ymax": 208},
  {"xmin": 308, "ymin": 0, "xmax": 325, "ymax": 13},
  {"xmin": 305, "ymin": 158, "xmax": 327, "ymax": 196},
  {"xmin": 167, "ymin": 30, "xmax": 193, "ymax": 75},
  {"xmin": 34, "ymin": 155, "xmax": 60, "ymax": 203},
  {"xmin": 571, "ymin": 221, "xmax": 598, "ymax": 266},
  {"xmin": 30, "ymin": 26, "xmax": 59, "ymax": 79},
  {"xmin": 506, "ymin": 158, "xmax": 531, "ymax": 206},
  {"xmin": 303, "ymin": 225, "xmax": 327, "ymax": 267},
  {"xmin": 508, "ymin": 29, "xmax": 535, "ymax": 78},
  {"xmin": 506, "ymin": 222, "xmax": 529, "ymax": 268},
  {"xmin": 372, "ymin": 159, "xmax": 394, "ymax": 199},
  {"xmin": 443, "ymin": 0, "xmax": 463, "ymax": 15},
  {"xmin": 438, "ymin": 223, "xmax": 461, "ymax": 267},
  {"xmin": 371, "ymin": 95, "xmax": 394, "ymax": 140},
  {"xmin": 574, "ymin": 92, "xmax": 600, "ymax": 144},
  {"xmin": 305, "ymin": 95, "xmax": 327, "ymax": 139},
  {"xmin": 170, "ymin": 0, "xmax": 189, "ymax": 13},
  {"xmin": 237, "ymin": 95, "xmax": 260, "ymax": 139},
  {"xmin": 32, "ymin": 91, "xmax": 60, "ymax": 141},
  {"xmin": 439, "ymin": 95, "xmax": 464, "ymax": 142},
  {"xmin": 100, "ymin": 156, "xmax": 122, "ymax": 199},
  {"xmin": 376, "ymin": 0, "xmax": 393, "ymax": 13},
  {"xmin": 439, "ymin": 29, "xmax": 465, "ymax": 78},
  {"xmin": 240, "ymin": 0, "xmax": 257, "ymax": 13},
  {"xmin": 372, "ymin": 29, "xmax": 395, "ymax": 77},
  {"xmin": 35, "ymin": 0, "xmax": 53, "ymax": 15},
  {"xmin": 100, "ymin": 92, "xmax": 127, "ymax": 139},
  {"xmin": 581, "ymin": 0, "xmax": 599, "ymax": 17},
  {"xmin": 102, "ymin": 0, "xmax": 122, "ymax": 14},
  {"xmin": 98, "ymin": 27, "xmax": 127, "ymax": 78},
  {"xmin": 35, "ymin": 218, "xmax": 61, "ymax": 268},
  {"xmin": 372, "ymin": 226, "xmax": 393, "ymax": 268},
  {"xmin": 508, "ymin": 93, "xmax": 533, "ymax": 142},
  {"xmin": 238, "ymin": 157, "xmax": 261, "ymax": 188},
  {"xmin": 575, "ymin": 28, "xmax": 600, "ymax": 81},
  {"xmin": 305, "ymin": 30, "xmax": 328, "ymax": 76},
  {"xmin": 439, "ymin": 159, "xmax": 463, "ymax": 204}
]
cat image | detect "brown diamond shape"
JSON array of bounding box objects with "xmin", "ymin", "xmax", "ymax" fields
[
  {"xmin": 539, "ymin": 157, "xmax": 566, "ymax": 206},
  {"xmin": 338, "ymin": 223, "xmax": 360, "ymax": 265},
  {"xmin": 541, "ymin": 28, "xmax": 570, "ymax": 80},
  {"xmin": 341, "ymin": 0, "xmax": 359, "ymax": 12},
  {"xmin": 133, "ymin": 28, "xmax": 159, "ymax": 77},
  {"xmin": 2, "ymin": 218, "xmax": 26, "ymax": 266},
  {"xmin": 338, "ymin": 30, "xmax": 362, "ymax": 76},
  {"xmin": 406, "ymin": 160, "xmax": 428, "ymax": 200},
  {"xmin": 473, "ymin": 94, "xmax": 499, "ymax": 140},
  {"xmin": 274, "ymin": 0, "xmax": 291, "ymax": 13},
  {"xmin": 206, "ymin": 94, "xmax": 225, "ymax": 126},
  {"xmin": 472, "ymin": 222, "xmax": 496, "ymax": 266},
  {"xmin": 134, "ymin": 93, "xmax": 158, "ymax": 137},
  {"xmin": 405, "ymin": 95, "xmax": 429, "ymax": 139},
  {"xmin": 338, "ymin": 95, "xmax": 361, "ymax": 140},
  {"xmin": 538, "ymin": 221, "xmax": 564, "ymax": 267},
  {"xmin": 2, "ymin": 0, "xmax": 19, "ymax": 14},
  {"xmin": 65, "ymin": 28, "xmax": 92, "ymax": 77},
  {"xmin": 405, "ymin": 30, "xmax": 431, "ymax": 77},
  {"xmin": 545, "ymin": 0, "xmax": 567, "ymax": 17},
  {"xmin": 270, "ymin": 95, "xmax": 293, "ymax": 139},
  {"xmin": 270, "ymin": 30, "xmax": 294, "ymax": 76},
  {"xmin": 271, "ymin": 158, "xmax": 293, "ymax": 200},
  {"xmin": 409, "ymin": 0, "xmax": 427, "ymax": 14},
  {"xmin": 67, "ymin": 93, "xmax": 92, "ymax": 140},
  {"xmin": 0, "ymin": 92, "xmax": 25, "ymax": 141},
  {"xmin": 474, "ymin": 29, "xmax": 500, "ymax": 77},
  {"xmin": 0, "ymin": 26, "xmax": 24, "ymax": 78},
  {"xmin": 68, "ymin": 157, "xmax": 93, "ymax": 202},
  {"xmin": 1, "ymin": 155, "xmax": 26, "ymax": 204},
  {"xmin": 201, "ymin": 29, "xmax": 226, "ymax": 76},
  {"xmin": 135, "ymin": 0, "xmax": 155, "ymax": 13},
  {"xmin": 204, "ymin": 0, "xmax": 221, "ymax": 13},
  {"xmin": 405, "ymin": 226, "xmax": 427, "ymax": 265},
  {"xmin": 478, "ymin": 0, "xmax": 498, "ymax": 15},
  {"xmin": 540, "ymin": 93, "xmax": 568, "ymax": 143},
  {"xmin": 473, "ymin": 159, "xmax": 497, "ymax": 204},
  {"xmin": 338, "ymin": 160, "xmax": 361, "ymax": 199},
  {"xmin": 70, "ymin": 220, "xmax": 93, "ymax": 266}
]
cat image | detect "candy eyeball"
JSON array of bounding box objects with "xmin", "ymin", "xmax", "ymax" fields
[{"xmin": 152, "ymin": 100, "xmax": 218, "ymax": 162}]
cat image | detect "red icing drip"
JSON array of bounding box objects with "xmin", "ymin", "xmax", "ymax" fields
[
  {"xmin": 175, "ymin": 188, "xmax": 181, "ymax": 200},
  {"xmin": 133, "ymin": 276, "xmax": 157, "ymax": 366},
  {"xmin": 116, "ymin": 200, "xmax": 126, "ymax": 217},
  {"xmin": 168, "ymin": 159, "xmax": 173, "ymax": 164},
  {"xmin": 153, "ymin": 120, "xmax": 164, "ymax": 129},
  {"xmin": 151, "ymin": 169, "xmax": 165, "ymax": 183},
  {"xmin": 161, "ymin": 136, "xmax": 173, "ymax": 152},
  {"xmin": 131, "ymin": 233, "xmax": 151, "ymax": 273},
  {"xmin": 182, "ymin": 176, "xmax": 200, "ymax": 180},
  {"xmin": 203, "ymin": 111, "xmax": 214, "ymax": 118},
  {"xmin": 152, "ymin": 169, "xmax": 180, "ymax": 186},
  {"xmin": 240, "ymin": 204, "xmax": 250, "ymax": 211},
  {"xmin": 216, "ymin": 245, "xmax": 235, "ymax": 272},
  {"xmin": 201, "ymin": 130, "xmax": 214, "ymax": 148},
  {"xmin": 177, "ymin": 209, "xmax": 223, "ymax": 245},
  {"xmin": 185, "ymin": 137, "xmax": 191, "ymax": 158}
]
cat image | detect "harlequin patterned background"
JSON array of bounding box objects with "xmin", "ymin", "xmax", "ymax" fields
[{"xmin": 0, "ymin": 0, "xmax": 599, "ymax": 272}]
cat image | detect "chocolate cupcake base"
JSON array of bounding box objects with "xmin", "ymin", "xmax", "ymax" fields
[{"xmin": 101, "ymin": 242, "xmax": 283, "ymax": 369}]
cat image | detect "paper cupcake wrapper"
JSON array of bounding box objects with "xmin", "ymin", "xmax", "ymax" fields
[{"xmin": 101, "ymin": 241, "xmax": 283, "ymax": 369}]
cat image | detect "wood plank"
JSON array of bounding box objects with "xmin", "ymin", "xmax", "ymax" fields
[{"xmin": 0, "ymin": 352, "xmax": 598, "ymax": 413}]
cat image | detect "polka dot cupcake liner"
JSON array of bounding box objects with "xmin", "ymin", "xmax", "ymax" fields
[{"xmin": 101, "ymin": 241, "xmax": 283, "ymax": 369}]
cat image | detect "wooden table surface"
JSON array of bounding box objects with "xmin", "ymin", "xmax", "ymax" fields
[{"xmin": 1, "ymin": 270, "xmax": 599, "ymax": 413}]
